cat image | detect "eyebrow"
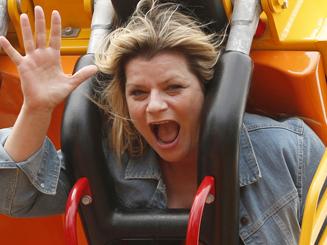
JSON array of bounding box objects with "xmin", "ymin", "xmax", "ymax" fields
[
  {"xmin": 125, "ymin": 83, "xmax": 145, "ymax": 89},
  {"xmin": 126, "ymin": 77, "xmax": 185, "ymax": 88}
]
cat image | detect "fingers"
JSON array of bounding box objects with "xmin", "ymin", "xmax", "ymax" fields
[
  {"xmin": 49, "ymin": 10, "xmax": 61, "ymax": 50},
  {"xmin": 20, "ymin": 13, "xmax": 35, "ymax": 54},
  {"xmin": 21, "ymin": 6, "xmax": 61, "ymax": 51},
  {"xmin": 71, "ymin": 65, "xmax": 98, "ymax": 87},
  {"xmin": 34, "ymin": 6, "xmax": 47, "ymax": 49},
  {"xmin": 3, "ymin": 6, "xmax": 61, "ymax": 63},
  {"xmin": 0, "ymin": 36, "xmax": 23, "ymax": 65}
]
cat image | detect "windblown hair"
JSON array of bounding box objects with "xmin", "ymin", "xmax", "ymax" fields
[{"xmin": 95, "ymin": 0, "xmax": 222, "ymax": 158}]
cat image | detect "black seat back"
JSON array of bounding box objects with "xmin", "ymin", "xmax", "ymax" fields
[{"xmin": 61, "ymin": 1, "xmax": 252, "ymax": 244}]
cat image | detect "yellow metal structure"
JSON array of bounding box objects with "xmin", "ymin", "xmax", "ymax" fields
[
  {"xmin": 222, "ymin": 0, "xmax": 327, "ymax": 72},
  {"xmin": 6, "ymin": 0, "xmax": 93, "ymax": 54},
  {"xmin": 299, "ymin": 149, "xmax": 327, "ymax": 245}
]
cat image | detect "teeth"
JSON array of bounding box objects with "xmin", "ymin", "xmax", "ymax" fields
[{"xmin": 151, "ymin": 120, "xmax": 170, "ymax": 125}]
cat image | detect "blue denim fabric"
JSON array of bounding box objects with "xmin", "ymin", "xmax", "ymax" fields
[
  {"xmin": 0, "ymin": 128, "xmax": 70, "ymax": 216},
  {"xmin": 0, "ymin": 113, "xmax": 325, "ymax": 244}
]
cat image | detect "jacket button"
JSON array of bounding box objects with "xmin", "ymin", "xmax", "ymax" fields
[{"xmin": 240, "ymin": 216, "xmax": 249, "ymax": 225}]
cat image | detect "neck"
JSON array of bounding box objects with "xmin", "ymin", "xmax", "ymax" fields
[{"xmin": 160, "ymin": 151, "xmax": 198, "ymax": 208}]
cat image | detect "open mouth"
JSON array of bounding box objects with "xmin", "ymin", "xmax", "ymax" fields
[{"xmin": 150, "ymin": 120, "xmax": 180, "ymax": 144}]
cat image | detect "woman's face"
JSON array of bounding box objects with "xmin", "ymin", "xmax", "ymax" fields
[{"xmin": 125, "ymin": 51, "xmax": 204, "ymax": 163}]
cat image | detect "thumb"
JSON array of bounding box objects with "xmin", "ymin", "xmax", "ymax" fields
[{"xmin": 71, "ymin": 65, "xmax": 98, "ymax": 87}]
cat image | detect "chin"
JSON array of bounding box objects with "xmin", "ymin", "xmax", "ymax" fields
[
  {"xmin": 148, "ymin": 138, "xmax": 195, "ymax": 164},
  {"xmin": 156, "ymin": 150, "xmax": 188, "ymax": 164}
]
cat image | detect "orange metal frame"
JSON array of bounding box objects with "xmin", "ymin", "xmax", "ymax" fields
[
  {"xmin": 0, "ymin": 56, "xmax": 88, "ymax": 245},
  {"xmin": 248, "ymin": 51, "xmax": 327, "ymax": 145}
]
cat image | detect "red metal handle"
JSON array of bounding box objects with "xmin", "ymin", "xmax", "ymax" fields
[
  {"xmin": 255, "ymin": 19, "xmax": 266, "ymax": 38},
  {"xmin": 64, "ymin": 177, "xmax": 92, "ymax": 245},
  {"xmin": 186, "ymin": 176, "xmax": 215, "ymax": 245}
]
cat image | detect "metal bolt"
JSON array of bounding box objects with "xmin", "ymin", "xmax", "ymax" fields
[
  {"xmin": 281, "ymin": 0, "xmax": 288, "ymax": 9},
  {"xmin": 61, "ymin": 27, "xmax": 81, "ymax": 38},
  {"xmin": 206, "ymin": 194, "xmax": 215, "ymax": 204},
  {"xmin": 81, "ymin": 195, "xmax": 92, "ymax": 205},
  {"xmin": 63, "ymin": 27, "xmax": 74, "ymax": 36}
]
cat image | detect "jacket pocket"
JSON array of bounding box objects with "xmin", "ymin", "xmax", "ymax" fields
[{"xmin": 240, "ymin": 190, "xmax": 300, "ymax": 245}]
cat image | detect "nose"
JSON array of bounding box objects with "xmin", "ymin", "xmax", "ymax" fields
[{"xmin": 146, "ymin": 90, "xmax": 168, "ymax": 114}]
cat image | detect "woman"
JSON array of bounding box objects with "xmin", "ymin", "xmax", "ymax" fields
[{"xmin": 0, "ymin": 0, "xmax": 324, "ymax": 244}]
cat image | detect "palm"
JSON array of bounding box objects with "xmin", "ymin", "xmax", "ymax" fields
[
  {"xmin": 0, "ymin": 7, "xmax": 97, "ymax": 111},
  {"xmin": 18, "ymin": 48, "xmax": 70, "ymax": 109}
]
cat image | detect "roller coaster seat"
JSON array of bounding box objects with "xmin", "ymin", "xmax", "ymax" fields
[
  {"xmin": 0, "ymin": 0, "xmax": 326, "ymax": 244},
  {"xmin": 61, "ymin": 1, "xmax": 327, "ymax": 245}
]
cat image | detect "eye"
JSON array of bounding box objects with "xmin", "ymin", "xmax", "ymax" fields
[
  {"xmin": 129, "ymin": 89, "xmax": 148, "ymax": 100},
  {"xmin": 166, "ymin": 84, "xmax": 184, "ymax": 92}
]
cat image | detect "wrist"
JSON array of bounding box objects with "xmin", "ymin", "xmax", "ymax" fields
[
  {"xmin": 20, "ymin": 104, "xmax": 54, "ymax": 125},
  {"xmin": 21, "ymin": 102, "xmax": 54, "ymax": 116},
  {"xmin": 5, "ymin": 102, "xmax": 54, "ymax": 162}
]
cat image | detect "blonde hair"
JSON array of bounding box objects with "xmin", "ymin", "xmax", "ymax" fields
[{"xmin": 95, "ymin": 0, "xmax": 222, "ymax": 158}]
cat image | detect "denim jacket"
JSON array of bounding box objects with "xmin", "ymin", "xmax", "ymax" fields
[{"xmin": 0, "ymin": 113, "xmax": 325, "ymax": 244}]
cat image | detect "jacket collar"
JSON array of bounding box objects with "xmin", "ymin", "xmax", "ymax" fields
[
  {"xmin": 124, "ymin": 147, "xmax": 162, "ymax": 180},
  {"xmin": 124, "ymin": 123, "xmax": 261, "ymax": 187},
  {"xmin": 239, "ymin": 123, "xmax": 262, "ymax": 187}
]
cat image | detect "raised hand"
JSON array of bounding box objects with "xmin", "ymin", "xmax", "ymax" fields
[
  {"xmin": 1, "ymin": 6, "xmax": 98, "ymax": 162},
  {"xmin": 0, "ymin": 6, "xmax": 97, "ymax": 112}
]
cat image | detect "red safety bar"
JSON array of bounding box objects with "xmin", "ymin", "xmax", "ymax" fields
[
  {"xmin": 186, "ymin": 176, "xmax": 215, "ymax": 245},
  {"xmin": 64, "ymin": 177, "xmax": 92, "ymax": 245}
]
